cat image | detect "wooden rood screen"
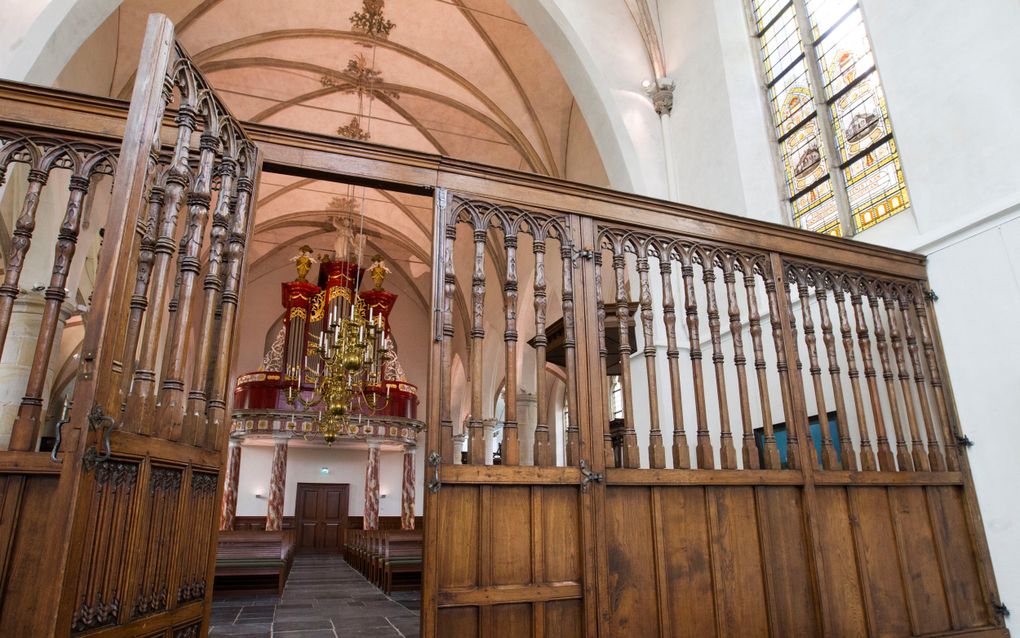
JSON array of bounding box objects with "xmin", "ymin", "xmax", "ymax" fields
[
  {"xmin": 0, "ymin": 15, "xmax": 259, "ymax": 637},
  {"xmin": 424, "ymin": 187, "xmax": 1007, "ymax": 637},
  {"xmin": 0, "ymin": 12, "xmax": 1006, "ymax": 638}
]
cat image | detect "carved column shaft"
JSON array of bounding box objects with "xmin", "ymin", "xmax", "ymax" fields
[
  {"xmin": 220, "ymin": 440, "xmax": 241, "ymax": 531},
  {"xmin": 401, "ymin": 447, "xmax": 416, "ymax": 530},
  {"xmin": 364, "ymin": 441, "xmax": 381, "ymax": 530},
  {"xmin": 265, "ymin": 436, "xmax": 288, "ymax": 531}
]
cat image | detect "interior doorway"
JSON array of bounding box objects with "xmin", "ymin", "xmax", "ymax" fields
[{"xmin": 294, "ymin": 483, "xmax": 349, "ymax": 552}]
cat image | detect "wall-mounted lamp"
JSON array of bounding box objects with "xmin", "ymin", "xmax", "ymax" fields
[
  {"xmin": 320, "ymin": 466, "xmax": 330, "ymax": 475},
  {"xmin": 254, "ymin": 490, "xmax": 266, "ymax": 499}
]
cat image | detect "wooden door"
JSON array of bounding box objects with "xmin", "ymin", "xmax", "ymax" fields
[
  {"xmin": 421, "ymin": 193, "xmax": 601, "ymax": 637},
  {"xmin": 295, "ymin": 483, "xmax": 349, "ymax": 552},
  {"xmin": 0, "ymin": 14, "xmax": 261, "ymax": 637}
]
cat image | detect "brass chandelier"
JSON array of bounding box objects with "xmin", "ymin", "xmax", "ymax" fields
[{"xmin": 287, "ymin": 277, "xmax": 390, "ymax": 444}]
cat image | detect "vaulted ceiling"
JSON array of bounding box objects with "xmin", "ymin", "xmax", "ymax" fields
[{"xmin": 59, "ymin": 0, "xmax": 609, "ymax": 184}]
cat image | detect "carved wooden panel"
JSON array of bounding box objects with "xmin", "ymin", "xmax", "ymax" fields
[
  {"xmin": 70, "ymin": 460, "xmax": 140, "ymax": 634},
  {"xmin": 131, "ymin": 467, "xmax": 183, "ymax": 619},
  {"xmin": 175, "ymin": 471, "xmax": 219, "ymax": 604}
]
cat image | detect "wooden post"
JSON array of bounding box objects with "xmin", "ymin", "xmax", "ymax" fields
[{"xmin": 636, "ymin": 252, "xmax": 665, "ymax": 468}]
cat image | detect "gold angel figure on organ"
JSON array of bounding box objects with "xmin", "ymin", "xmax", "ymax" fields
[
  {"xmin": 291, "ymin": 244, "xmax": 317, "ymax": 282},
  {"xmin": 369, "ymin": 254, "xmax": 391, "ymax": 290}
]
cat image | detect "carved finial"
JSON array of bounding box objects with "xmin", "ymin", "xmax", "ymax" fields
[
  {"xmin": 369, "ymin": 254, "xmax": 390, "ymax": 290},
  {"xmin": 291, "ymin": 245, "xmax": 316, "ymax": 281}
]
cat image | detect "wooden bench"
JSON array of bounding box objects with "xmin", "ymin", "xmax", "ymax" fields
[
  {"xmin": 344, "ymin": 529, "xmax": 422, "ymax": 593},
  {"xmin": 380, "ymin": 533, "xmax": 422, "ymax": 594},
  {"xmin": 214, "ymin": 530, "xmax": 296, "ymax": 595}
]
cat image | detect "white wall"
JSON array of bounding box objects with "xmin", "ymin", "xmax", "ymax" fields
[{"xmin": 236, "ymin": 443, "xmax": 425, "ymax": 520}]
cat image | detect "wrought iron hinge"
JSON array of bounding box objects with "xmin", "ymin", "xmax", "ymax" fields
[
  {"xmin": 427, "ymin": 451, "xmax": 442, "ymax": 493},
  {"xmin": 992, "ymin": 601, "xmax": 1010, "ymax": 618},
  {"xmin": 571, "ymin": 248, "xmax": 593, "ymax": 266},
  {"xmin": 579, "ymin": 459, "xmax": 603, "ymax": 491},
  {"xmin": 49, "ymin": 401, "xmax": 73, "ymax": 464},
  {"xmin": 82, "ymin": 405, "xmax": 117, "ymax": 470},
  {"xmin": 926, "ymin": 289, "xmax": 939, "ymax": 302},
  {"xmin": 956, "ymin": 434, "xmax": 974, "ymax": 448}
]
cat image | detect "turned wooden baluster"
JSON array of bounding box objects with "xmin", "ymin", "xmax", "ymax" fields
[
  {"xmin": 595, "ymin": 250, "xmax": 615, "ymax": 468},
  {"xmin": 467, "ymin": 226, "xmax": 487, "ymax": 465},
  {"xmin": 912, "ymin": 287, "xmax": 961, "ymax": 471},
  {"xmin": 532, "ymin": 238, "xmax": 553, "ymax": 466},
  {"xmin": 896, "ymin": 286, "xmax": 946, "ymax": 471},
  {"xmin": 204, "ymin": 151, "xmax": 257, "ymax": 450},
  {"xmin": 659, "ymin": 255, "xmax": 690, "ymax": 469},
  {"xmin": 883, "ymin": 286, "xmax": 928, "ymax": 471},
  {"xmin": 790, "ymin": 267, "xmax": 838, "ymax": 470},
  {"xmin": 680, "ymin": 253, "xmax": 714, "ymax": 469},
  {"xmin": 440, "ymin": 217, "xmax": 457, "ymax": 463},
  {"xmin": 744, "ymin": 265, "xmax": 780, "ymax": 469},
  {"xmin": 637, "ymin": 247, "xmax": 666, "ymax": 468},
  {"xmin": 119, "ymin": 175, "xmax": 164, "ymax": 414},
  {"xmin": 10, "ymin": 172, "xmax": 93, "ymax": 450},
  {"xmin": 561, "ymin": 240, "xmax": 581, "ymax": 466},
  {"xmin": 832, "ymin": 276, "xmax": 877, "ymax": 471},
  {"xmin": 723, "ymin": 256, "xmax": 757, "ymax": 469},
  {"xmin": 813, "ymin": 271, "xmax": 856, "ymax": 471},
  {"xmin": 124, "ymin": 104, "xmax": 198, "ymax": 433},
  {"xmin": 186, "ymin": 150, "xmax": 239, "ymax": 444},
  {"xmin": 848, "ymin": 280, "xmax": 895, "ymax": 470},
  {"xmin": 612, "ymin": 247, "xmax": 640, "ymax": 467},
  {"xmin": 770, "ymin": 275, "xmax": 802, "ymax": 470},
  {"xmin": 867, "ymin": 283, "xmax": 912, "ymax": 470},
  {"xmin": 704, "ymin": 253, "xmax": 736, "ymax": 469},
  {"xmin": 0, "ymin": 168, "xmax": 49, "ymax": 359},
  {"xmin": 160, "ymin": 128, "xmax": 220, "ymax": 442},
  {"xmin": 501, "ymin": 225, "xmax": 520, "ymax": 465}
]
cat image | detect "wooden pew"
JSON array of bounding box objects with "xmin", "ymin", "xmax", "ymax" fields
[
  {"xmin": 214, "ymin": 530, "xmax": 296, "ymax": 595},
  {"xmin": 380, "ymin": 532, "xmax": 423, "ymax": 594}
]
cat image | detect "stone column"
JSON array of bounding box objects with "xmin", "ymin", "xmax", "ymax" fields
[
  {"xmin": 645, "ymin": 77, "xmax": 678, "ymax": 202},
  {"xmin": 482, "ymin": 418, "xmax": 498, "ymax": 464},
  {"xmin": 452, "ymin": 433, "xmax": 466, "ymax": 464},
  {"xmin": 364, "ymin": 440, "xmax": 381, "ymax": 530},
  {"xmin": 219, "ymin": 439, "xmax": 242, "ymax": 531},
  {"xmin": 265, "ymin": 434, "xmax": 289, "ymax": 531},
  {"xmin": 400, "ymin": 446, "xmax": 416, "ymax": 530},
  {"xmin": 0, "ymin": 294, "xmax": 67, "ymax": 449},
  {"xmin": 516, "ymin": 391, "xmax": 538, "ymax": 466}
]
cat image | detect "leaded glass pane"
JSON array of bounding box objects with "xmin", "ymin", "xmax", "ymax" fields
[
  {"xmin": 795, "ymin": 192, "xmax": 841, "ymax": 236},
  {"xmin": 781, "ymin": 116, "xmax": 829, "ymax": 198},
  {"xmin": 829, "ymin": 71, "xmax": 889, "ymax": 163},
  {"xmin": 815, "ymin": 10, "xmax": 874, "ymax": 98},
  {"xmin": 758, "ymin": 4, "xmax": 803, "ymax": 85},
  {"xmin": 769, "ymin": 61, "xmax": 814, "ymax": 136},
  {"xmin": 751, "ymin": 0, "xmax": 792, "ymax": 33},
  {"xmin": 845, "ymin": 145, "xmax": 909, "ymax": 230},
  {"xmin": 805, "ymin": 0, "xmax": 859, "ymax": 40}
]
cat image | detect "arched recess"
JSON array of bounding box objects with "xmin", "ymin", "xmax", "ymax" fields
[{"xmin": 14, "ymin": 0, "xmax": 645, "ymax": 192}]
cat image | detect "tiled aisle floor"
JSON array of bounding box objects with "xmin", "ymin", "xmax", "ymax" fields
[{"xmin": 209, "ymin": 554, "xmax": 420, "ymax": 638}]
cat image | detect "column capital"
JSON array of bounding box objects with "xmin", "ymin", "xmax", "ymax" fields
[
  {"xmin": 272, "ymin": 432, "xmax": 291, "ymax": 444},
  {"xmin": 516, "ymin": 391, "xmax": 538, "ymax": 405},
  {"xmin": 367, "ymin": 438, "xmax": 382, "ymax": 450},
  {"xmin": 643, "ymin": 76, "xmax": 676, "ymax": 116},
  {"xmin": 481, "ymin": 418, "xmax": 500, "ymax": 429},
  {"xmin": 228, "ymin": 437, "xmax": 241, "ymax": 449}
]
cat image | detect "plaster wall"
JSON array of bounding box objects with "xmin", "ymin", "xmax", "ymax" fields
[{"xmin": 235, "ymin": 444, "xmax": 425, "ymax": 520}]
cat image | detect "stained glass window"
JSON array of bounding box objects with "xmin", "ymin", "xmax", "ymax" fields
[{"xmin": 749, "ymin": 0, "xmax": 909, "ymax": 235}]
